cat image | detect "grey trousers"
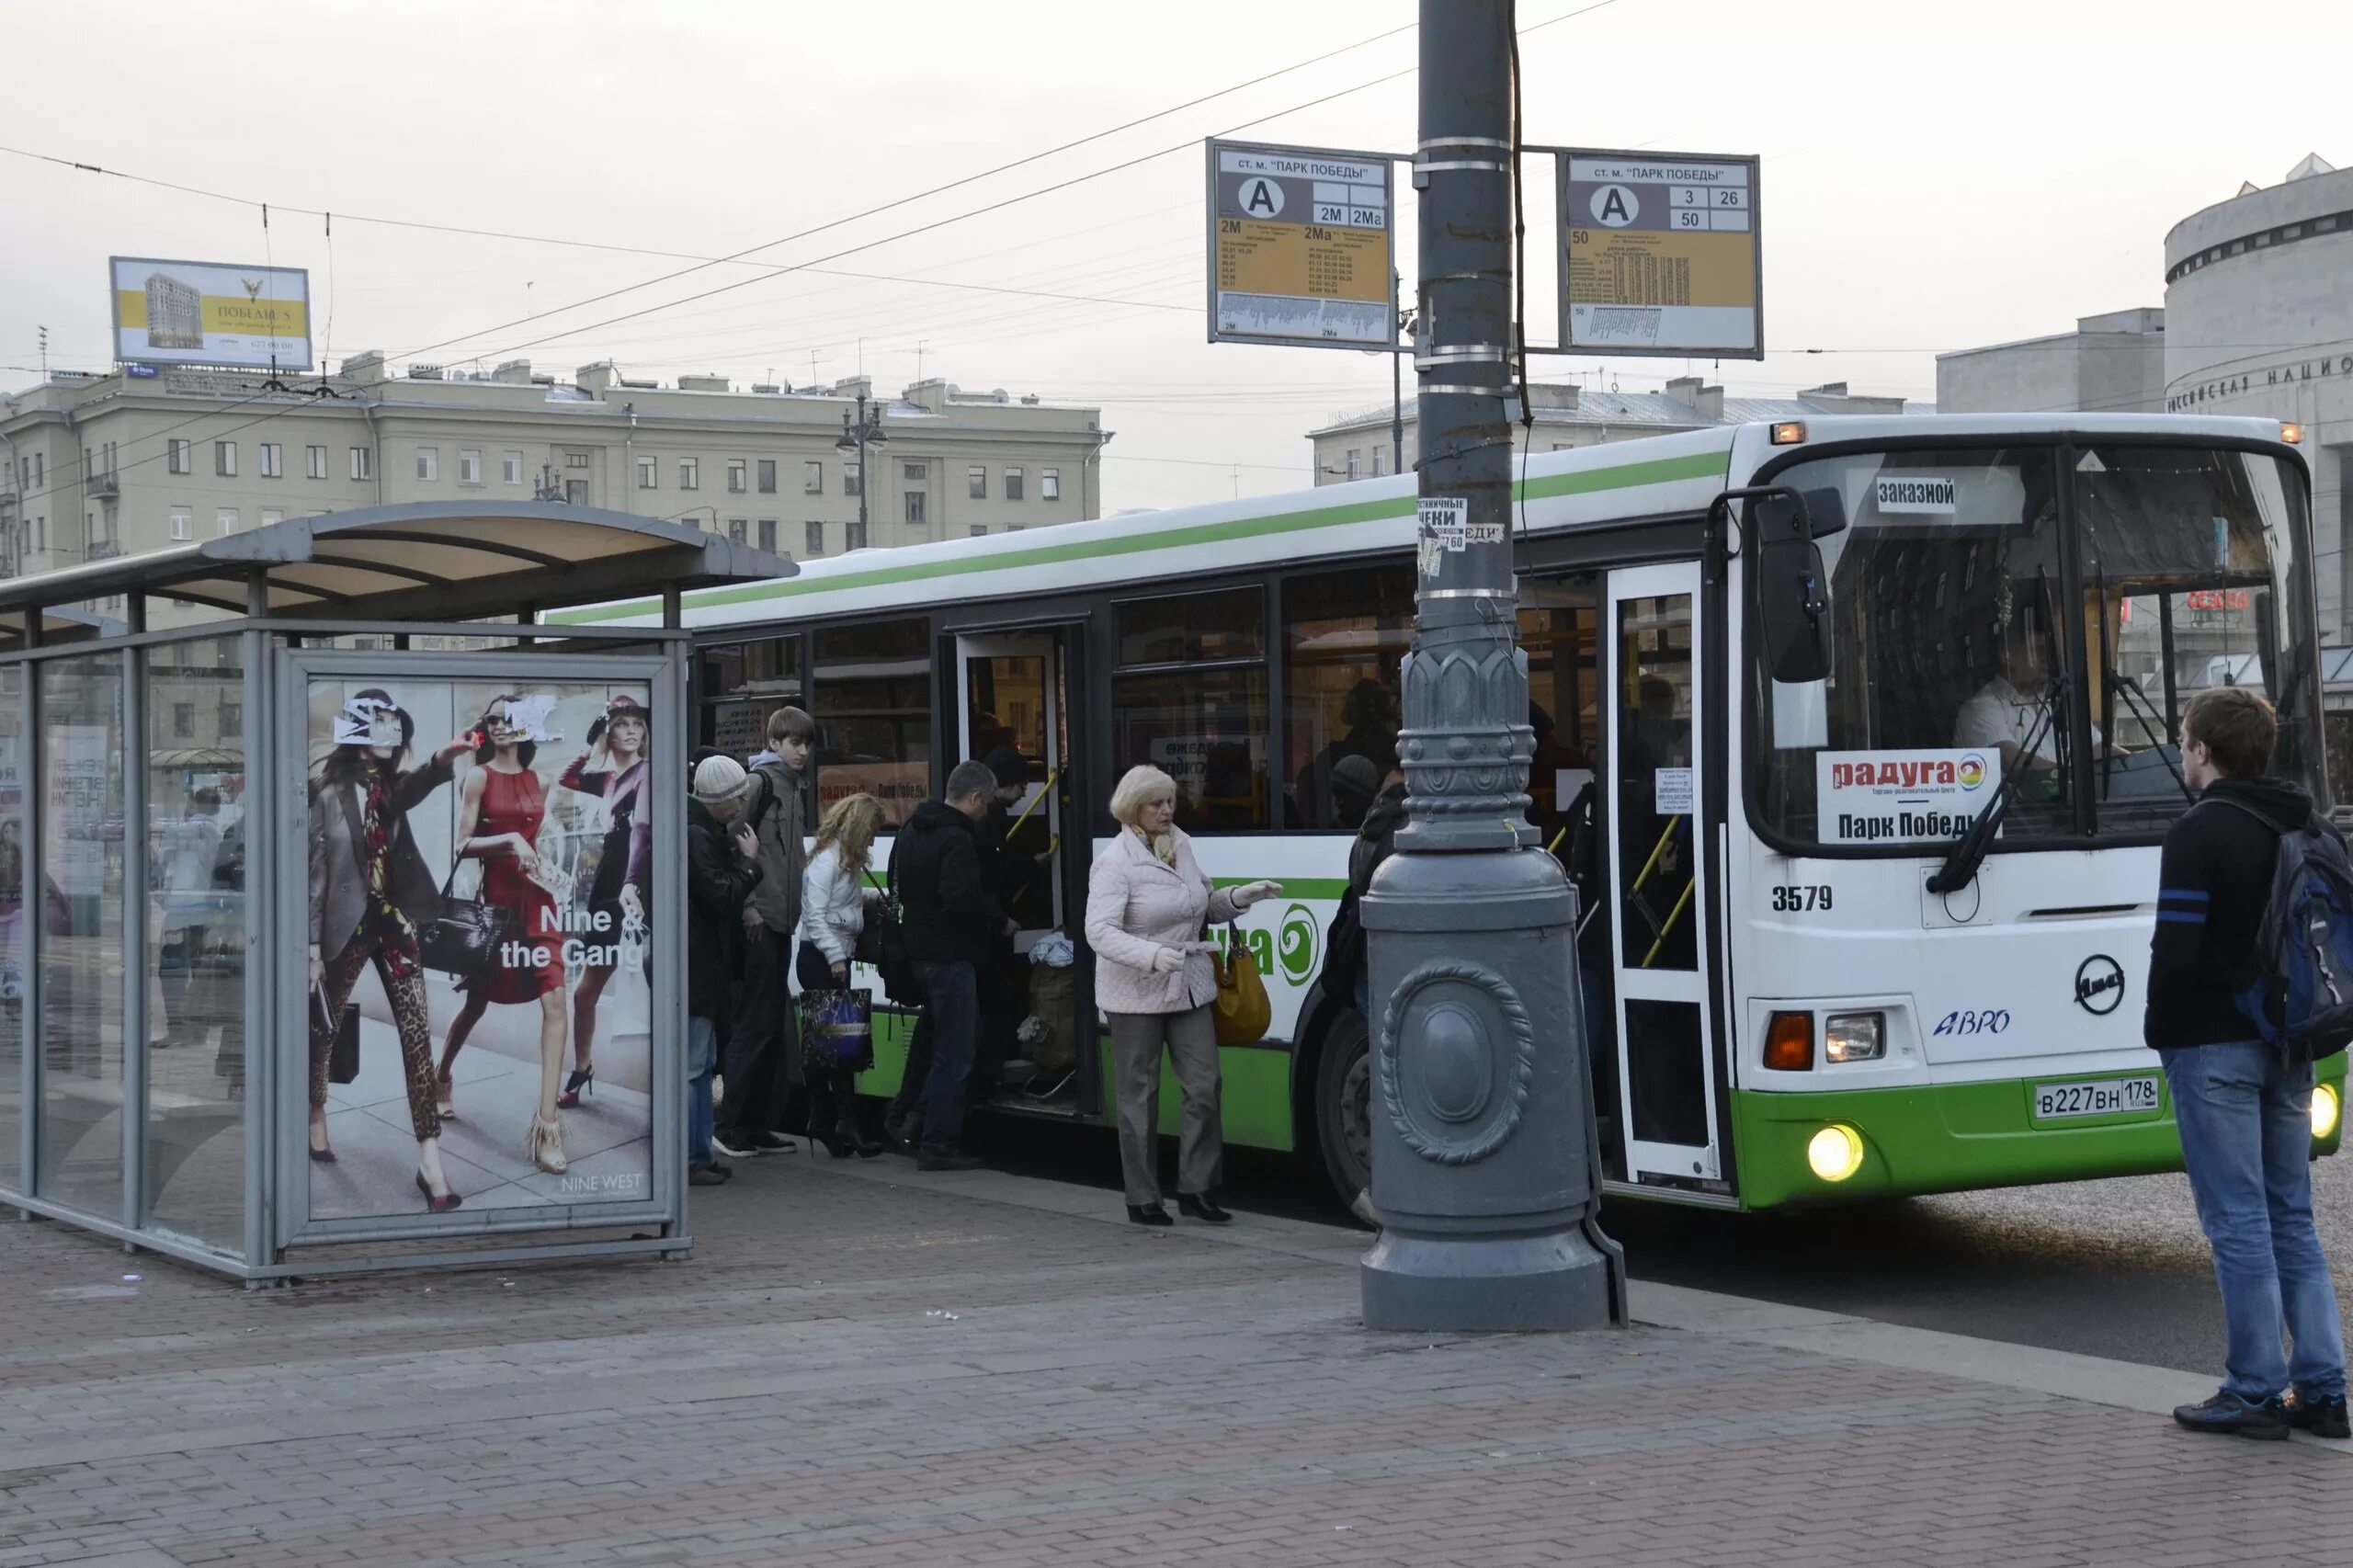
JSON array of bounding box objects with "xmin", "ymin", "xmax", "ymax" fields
[{"xmin": 1109, "ymin": 1004, "xmax": 1222, "ymax": 1206}]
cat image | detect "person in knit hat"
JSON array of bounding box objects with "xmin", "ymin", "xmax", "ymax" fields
[{"xmin": 686, "ymin": 755, "xmax": 762, "ymax": 1183}]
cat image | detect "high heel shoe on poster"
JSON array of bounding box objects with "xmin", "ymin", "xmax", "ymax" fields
[
  {"xmin": 525, "ymin": 1113, "xmax": 569, "ymax": 1175},
  {"xmin": 415, "ymin": 1171, "xmax": 462, "ymax": 1212},
  {"xmin": 557, "ymin": 1064, "xmax": 595, "ymax": 1108}
]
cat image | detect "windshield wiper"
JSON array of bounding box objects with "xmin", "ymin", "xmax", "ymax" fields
[
  {"xmin": 2091, "ymin": 560, "xmax": 2193, "ymax": 805},
  {"xmin": 1927, "ymin": 671, "xmax": 2067, "ymax": 896},
  {"xmin": 2104, "ymin": 669, "xmax": 2195, "ymax": 802}
]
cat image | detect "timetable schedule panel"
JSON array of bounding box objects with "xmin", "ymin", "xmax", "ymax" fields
[
  {"xmin": 1561, "ymin": 152, "xmax": 1761, "ymax": 358},
  {"xmin": 1211, "ymin": 143, "xmax": 1394, "ymax": 349}
]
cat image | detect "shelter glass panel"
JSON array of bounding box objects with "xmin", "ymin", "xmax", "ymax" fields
[
  {"xmin": 0, "ymin": 665, "xmax": 23, "ymax": 1194},
  {"xmin": 36, "ymin": 653, "xmax": 126, "ymax": 1220}
]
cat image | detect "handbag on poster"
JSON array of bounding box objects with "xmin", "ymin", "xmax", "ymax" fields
[
  {"xmin": 313, "ymin": 983, "xmax": 360, "ymax": 1085},
  {"xmin": 799, "ymin": 986, "xmax": 875, "ymax": 1074},
  {"xmin": 1211, "ymin": 922, "xmax": 1272, "ymax": 1048},
  {"xmin": 418, "ymin": 863, "xmax": 517, "ymax": 978}
]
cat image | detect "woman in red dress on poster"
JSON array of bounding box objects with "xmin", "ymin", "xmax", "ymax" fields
[{"xmin": 435, "ymin": 696, "xmax": 572, "ymax": 1175}]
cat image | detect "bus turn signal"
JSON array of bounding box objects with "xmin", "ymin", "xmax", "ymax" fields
[{"xmin": 1765, "ymin": 1011, "xmax": 1813, "ymax": 1072}]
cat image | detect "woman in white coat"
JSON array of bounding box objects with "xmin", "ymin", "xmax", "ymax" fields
[
  {"xmin": 797, "ymin": 791, "xmax": 887, "ymax": 1158},
  {"xmin": 1086, "ymin": 765, "xmax": 1280, "ymax": 1225}
]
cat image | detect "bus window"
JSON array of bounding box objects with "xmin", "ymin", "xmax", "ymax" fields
[
  {"xmin": 1754, "ymin": 449, "xmax": 2075, "ymax": 848},
  {"xmin": 699, "ymin": 634, "xmax": 802, "ymax": 763},
  {"xmin": 1110, "ymin": 590, "xmax": 1269, "ymax": 832},
  {"xmin": 1284, "ymin": 565, "xmax": 1413, "ymax": 830},
  {"xmin": 812, "ymin": 619, "xmax": 932, "ymax": 826}
]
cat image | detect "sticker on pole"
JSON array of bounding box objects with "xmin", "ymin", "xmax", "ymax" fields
[
  {"xmin": 1815, "ymin": 748, "xmax": 2000, "ymax": 845},
  {"xmin": 1417, "ymin": 496, "xmax": 1467, "ymax": 576}
]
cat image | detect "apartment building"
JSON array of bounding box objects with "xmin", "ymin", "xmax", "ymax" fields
[{"xmin": 0, "ymin": 354, "xmax": 1108, "ymax": 582}]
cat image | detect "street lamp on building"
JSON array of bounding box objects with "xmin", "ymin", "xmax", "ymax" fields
[{"xmin": 834, "ymin": 394, "xmax": 890, "ymax": 544}]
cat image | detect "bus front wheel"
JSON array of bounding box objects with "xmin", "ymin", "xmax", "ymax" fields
[{"xmin": 1313, "ymin": 1008, "xmax": 1371, "ymax": 1208}]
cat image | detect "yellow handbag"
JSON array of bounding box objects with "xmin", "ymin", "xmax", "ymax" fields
[{"xmin": 1211, "ymin": 922, "xmax": 1272, "ymax": 1046}]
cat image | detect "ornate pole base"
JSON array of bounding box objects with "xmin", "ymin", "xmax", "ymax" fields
[{"xmin": 1358, "ymin": 845, "xmax": 1623, "ymax": 1332}]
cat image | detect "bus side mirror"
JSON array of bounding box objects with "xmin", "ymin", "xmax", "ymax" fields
[{"xmin": 1754, "ymin": 491, "xmax": 1840, "ymax": 684}]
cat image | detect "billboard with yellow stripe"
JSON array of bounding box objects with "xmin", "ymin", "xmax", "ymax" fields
[{"xmin": 109, "ymin": 256, "xmax": 312, "ymax": 369}]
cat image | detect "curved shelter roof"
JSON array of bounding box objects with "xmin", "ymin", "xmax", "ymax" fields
[{"xmin": 0, "ymin": 500, "xmax": 792, "ymax": 634}]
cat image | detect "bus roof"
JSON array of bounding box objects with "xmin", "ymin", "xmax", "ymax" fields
[{"xmin": 559, "ymin": 412, "xmax": 2295, "ymax": 631}]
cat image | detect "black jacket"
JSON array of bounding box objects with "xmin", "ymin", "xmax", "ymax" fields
[
  {"xmin": 1324, "ymin": 781, "xmax": 1411, "ymax": 1007},
  {"xmin": 2145, "ymin": 775, "xmax": 2319, "ymax": 1051},
  {"xmin": 687, "ymin": 801, "xmax": 763, "ymax": 1016},
  {"xmin": 892, "ymin": 801, "xmax": 986, "ymax": 966}
]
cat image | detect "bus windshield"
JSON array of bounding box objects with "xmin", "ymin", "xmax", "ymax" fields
[{"xmin": 1754, "ymin": 441, "xmax": 2319, "ymax": 850}]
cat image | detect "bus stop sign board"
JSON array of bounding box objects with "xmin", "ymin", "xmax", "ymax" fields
[
  {"xmin": 1207, "ymin": 140, "xmax": 1395, "ymax": 350},
  {"xmin": 1558, "ymin": 148, "xmax": 1762, "ymax": 359}
]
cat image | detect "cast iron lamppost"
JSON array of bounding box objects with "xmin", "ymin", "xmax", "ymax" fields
[
  {"xmin": 1357, "ymin": 0, "xmax": 1623, "ymax": 1332},
  {"xmin": 835, "ymin": 393, "xmax": 890, "ymax": 545}
]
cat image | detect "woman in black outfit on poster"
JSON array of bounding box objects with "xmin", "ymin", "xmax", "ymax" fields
[{"xmin": 555, "ymin": 695, "xmax": 654, "ymax": 1107}]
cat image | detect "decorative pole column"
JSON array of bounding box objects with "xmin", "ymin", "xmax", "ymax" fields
[{"xmin": 1358, "ymin": 0, "xmax": 1624, "ymax": 1332}]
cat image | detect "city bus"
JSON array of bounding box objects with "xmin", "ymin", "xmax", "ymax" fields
[{"xmin": 573, "ymin": 412, "xmax": 2341, "ymax": 1210}]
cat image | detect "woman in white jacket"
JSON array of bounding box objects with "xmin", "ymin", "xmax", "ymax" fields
[
  {"xmin": 1086, "ymin": 766, "xmax": 1280, "ymax": 1226},
  {"xmin": 797, "ymin": 791, "xmax": 886, "ymax": 1158}
]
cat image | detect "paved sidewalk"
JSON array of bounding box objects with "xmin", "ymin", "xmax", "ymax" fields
[{"xmin": 3, "ymin": 1155, "xmax": 2350, "ymax": 1568}]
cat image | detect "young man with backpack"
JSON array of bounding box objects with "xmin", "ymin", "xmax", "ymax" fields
[
  {"xmin": 2150, "ymin": 685, "xmax": 2347, "ymax": 1440},
  {"xmin": 717, "ymin": 707, "xmax": 813, "ymax": 1159}
]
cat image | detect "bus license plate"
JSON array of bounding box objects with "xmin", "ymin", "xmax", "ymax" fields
[{"xmin": 2032, "ymin": 1075, "xmax": 2160, "ymax": 1122}]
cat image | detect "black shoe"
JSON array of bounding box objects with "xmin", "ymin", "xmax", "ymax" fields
[
  {"xmin": 710, "ymin": 1128, "xmax": 755, "ymax": 1158},
  {"xmin": 2287, "ymin": 1390, "xmax": 2352, "ymax": 1439},
  {"xmin": 1127, "ymin": 1203, "xmax": 1174, "ymax": 1227},
  {"xmin": 2174, "ymin": 1389, "xmax": 2290, "ymax": 1440},
  {"xmin": 744, "ymin": 1130, "xmax": 798, "ymax": 1156},
  {"xmin": 688, "ymin": 1162, "xmax": 733, "ymax": 1187},
  {"xmin": 1178, "ymin": 1193, "xmax": 1233, "ymax": 1224},
  {"xmin": 915, "ymin": 1152, "xmax": 983, "ymax": 1172}
]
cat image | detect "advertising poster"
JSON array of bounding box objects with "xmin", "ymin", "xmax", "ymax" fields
[
  {"xmin": 110, "ymin": 256, "xmax": 312, "ymax": 369},
  {"xmin": 1814, "ymin": 748, "xmax": 1999, "ymax": 846},
  {"xmin": 304, "ymin": 678, "xmax": 656, "ymax": 1221}
]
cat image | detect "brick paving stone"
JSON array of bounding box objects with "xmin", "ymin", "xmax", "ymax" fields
[{"xmin": 3, "ymin": 1156, "xmax": 2352, "ymax": 1565}]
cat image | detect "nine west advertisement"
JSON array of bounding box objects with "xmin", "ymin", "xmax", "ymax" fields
[
  {"xmin": 304, "ymin": 677, "xmax": 656, "ymax": 1222},
  {"xmin": 1815, "ymin": 748, "xmax": 2000, "ymax": 846}
]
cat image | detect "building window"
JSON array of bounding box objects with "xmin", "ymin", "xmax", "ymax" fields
[
  {"xmin": 1284, "ymin": 564, "xmax": 1413, "ymax": 829},
  {"xmin": 169, "ymin": 506, "xmax": 193, "ymax": 542},
  {"xmin": 1111, "ymin": 586, "xmax": 1270, "ymax": 832},
  {"xmin": 802, "ymin": 460, "xmax": 824, "ymax": 494},
  {"xmin": 971, "ymin": 526, "xmax": 988, "ymax": 538},
  {"xmin": 349, "ymin": 446, "xmax": 371, "ymax": 481},
  {"xmin": 846, "ymin": 519, "xmax": 868, "ymax": 551},
  {"xmin": 260, "ymin": 507, "xmax": 284, "ymax": 528},
  {"xmin": 1009, "ymin": 524, "xmax": 1025, "ymax": 532},
  {"xmin": 216, "ymin": 507, "xmax": 239, "ymax": 536},
  {"xmin": 1372, "ymin": 445, "xmax": 1389, "ymax": 477},
  {"xmin": 215, "ymin": 441, "xmax": 238, "ymax": 478},
  {"xmin": 902, "ymin": 460, "xmax": 926, "ymax": 483},
  {"xmin": 505, "ymin": 450, "xmax": 526, "ymax": 484},
  {"xmin": 30, "ymin": 454, "xmax": 41, "ymax": 487},
  {"xmin": 678, "ymin": 457, "xmax": 699, "ymax": 491},
  {"xmin": 566, "ymin": 452, "xmax": 591, "ymax": 469},
  {"xmin": 638, "ymin": 457, "xmax": 658, "ymax": 490},
  {"xmin": 460, "ymin": 449, "xmax": 483, "ymax": 484},
  {"xmin": 306, "ymin": 444, "xmax": 328, "ymax": 480},
  {"xmin": 805, "ymin": 520, "xmax": 824, "ymax": 555},
  {"xmin": 813, "ymin": 619, "xmax": 931, "ymax": 825},
  {"xmin": 1004, "ymin": 468, "xmax": 1024, "ymax": 501},
  {"xmin": 1345, "ymin": 449, "xmax": 1361, "ymax": 482},
  {"xmin": 416, "ymin": 447, "xmax": 439, "ymax": 482},
  {"xmin": 1041, "ymin": 468, "xmax": 1060, "ymax": 501},
  {"xmin": 969, "ymin": 465, "xmax": 987, "ymax": 500},
  {"xmin": 728, "ymin": 517, "xmax": 747, "ymax": 542},
  {"xmin": 259, "ymin": 443, "xmax": 282, "ymax": 479},
  {"xmin": 844, "ymin": 460, "xmax": 861, "ymax": 497},
  {"xmin": 221, "ymin": 703, "xmax": 243, "ymax": 739},
  {"xmin": 757, "ymin": 459, "xmax": 777, "ymax": 494},
  {"xmin": 757, "ymin": 518, "xmax": 777, "ymax": 551},
  {"xmin": 728, "ymin": 459, "xmax": 747, "ymax": 493},
  {"xmin": 904, "ymin": 491, "xmax": 926, "ymax": 528},
  {"xmin": 173, "ymin": 703, "xmax": 196, "ymax": 738}
]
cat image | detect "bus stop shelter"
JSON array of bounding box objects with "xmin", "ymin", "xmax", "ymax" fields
[{"xmin": 0, "ymin": 501, "xmax": 790, "ymax": 1281}]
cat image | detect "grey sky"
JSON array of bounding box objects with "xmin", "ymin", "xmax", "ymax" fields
[{"xmin": 2, "ymin": 0, "xmax": 2344, "ymax": 512}]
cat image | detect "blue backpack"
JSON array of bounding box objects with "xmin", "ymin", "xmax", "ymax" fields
[{"xmin": 2210, "ymin": 797, "xmax": 2353, "ymax": 1061}]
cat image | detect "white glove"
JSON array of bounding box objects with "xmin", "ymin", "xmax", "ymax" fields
[
  {"xmin": 1230, "ymin": 881, "xmax": 1283, "ymax": 909},
  {"xmin": 1148, "ymin": 946, "xmax": 1187, "ymax": 974}
]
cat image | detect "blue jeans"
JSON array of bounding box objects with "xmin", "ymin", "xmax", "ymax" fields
[
  {"xmin": 911, "ymin": 960, "xmax": 976, "ymax": 1156},
  {"xmin": 2164, "ymin": 1041, "xmax": 2347, "ymax": 1402},
  {"xmin": 688, "ymin": 1015, "xmax": 719, "ymax": 1168}
]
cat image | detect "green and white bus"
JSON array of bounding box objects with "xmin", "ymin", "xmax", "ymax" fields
[{"xmin": 585, "ymin": 411, "xmax": 2341, "ymax": 1210}]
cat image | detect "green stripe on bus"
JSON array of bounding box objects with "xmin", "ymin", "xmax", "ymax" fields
[
  {"xmin": 549, "ymin": 448, "xmax": 1728, "ymax": 626},
  {"xmin": 1212, "ymin": 876, "xmax": 1348, "ymax": 899}
]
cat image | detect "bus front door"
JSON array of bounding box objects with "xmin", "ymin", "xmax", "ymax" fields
[{"xmin": 1603, "ymin": 562, "xmax": 1723, "ymax": 1188}]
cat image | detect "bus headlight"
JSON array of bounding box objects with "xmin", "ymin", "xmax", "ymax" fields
[
  {"xmin": 1807, "ymin": 1123, "xmax": 1866, "ymax": 1183},
  {"xmin": 1824, "ymin": 1013, "xmax": 1885, "ymax": 1062},
  {"xmin": 2314, "ymin": 1084, "xmax": 2341, "ymax": 1141}
]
